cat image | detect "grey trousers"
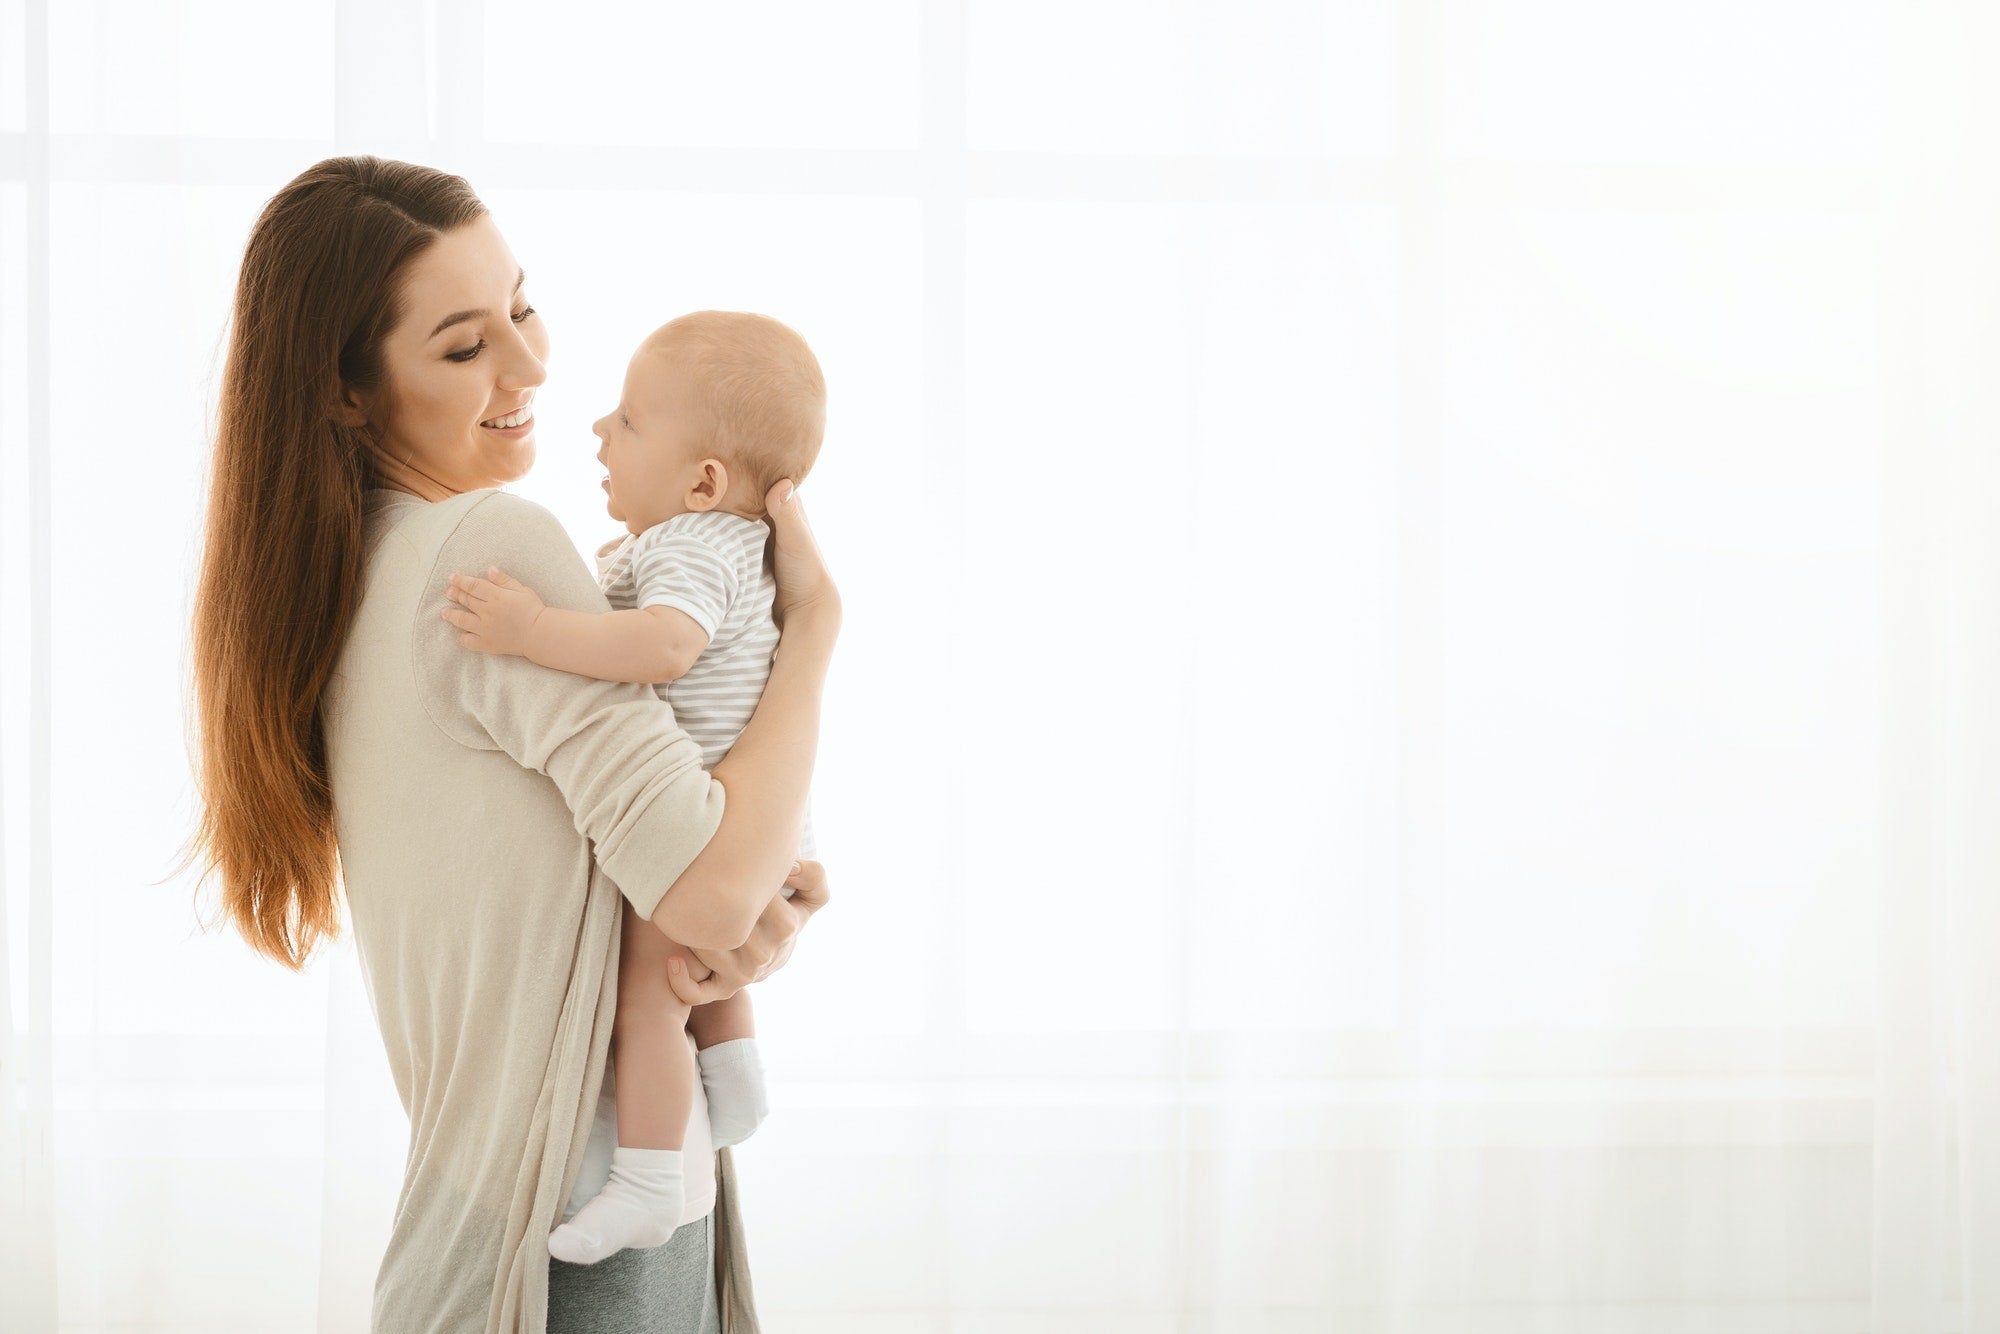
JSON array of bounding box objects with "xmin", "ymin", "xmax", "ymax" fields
[{"xmin": 546, "ymin": 1207, "xmax": 722, "ymax": 1334}]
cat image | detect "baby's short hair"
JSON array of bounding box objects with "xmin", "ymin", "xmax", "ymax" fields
[{"xmin": 643, "ymin": 311, "xmax": 825, "ymax": 517}]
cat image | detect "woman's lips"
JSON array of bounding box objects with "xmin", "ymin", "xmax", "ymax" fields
[{"xmin": 481, "ymin": 415, "xmax": 535, "ymax": 438}]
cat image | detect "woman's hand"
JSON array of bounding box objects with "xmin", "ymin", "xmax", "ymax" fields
[
  {"xmin": 665, "ymin": 860, "xmax": 830, "ymax": 1004},
  {"xmin": 763, "ymin": 479, "xmax": 841, "ymax": 633}
]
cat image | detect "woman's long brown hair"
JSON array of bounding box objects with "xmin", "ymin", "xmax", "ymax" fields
[{"xmin": 177, "ymin": 156, "xmax": 487, "ymax": 970}]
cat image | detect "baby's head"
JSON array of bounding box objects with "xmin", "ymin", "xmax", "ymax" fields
[{"xmin": 594, "ymin": 310, "xmax": 825, "ymax": 533}]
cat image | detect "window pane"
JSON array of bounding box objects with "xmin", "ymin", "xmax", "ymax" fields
[
  {"xmin": 963, "ymin": 201, "xmax": 1398, "ymax": 1033},
  {"xmin": 1427, "ymin": 206, "xmax": 1882, "ymax": 1027},
  {"xmin": 1, "ymin": 0, "xmax": 24, "ymax": 133},
  {"xmin": 2, "ymin": 182, "xmax": 28, "ymax": 1033},
  {"xmin": 46, "ymin": 183, "xmax": 331, "ymax": 1037},
  {"xmin": 484, "ymin": 0, "xmax": 920, "ymax": 149},
  {"xmin": 1440, "ymin": 0, "xmax": 1885, "ymax": 164},
  {"xmin": 1181, "ymin": 202, "xmax": 1400, "ymax": 1033},
  {"xmin": 50, "ymin": 0, "xmax": 334, "ymax": 139},
  {"xmin": 969, "ymin": 0, "xmax": 1397, "ymax": 157}
]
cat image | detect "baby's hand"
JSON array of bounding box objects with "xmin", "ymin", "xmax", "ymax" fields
[{"xmin": 441, "ymin": 566, "xmax": 546, "ymax": 657}]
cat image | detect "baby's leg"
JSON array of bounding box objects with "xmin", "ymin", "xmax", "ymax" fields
[
  {"xmin": 547, "ymin": 903, "xmax": 695, "ymax": 1265},
  {"xmin": 687, "ymin": 989, "xmax": 770, "ymax": 1148},
  {"xmin": 611, "ymin": 901, "xmax": 697, "ymax": 1149},
  {"xmin": 686, "ymin": 988, "xmax": 754, "ymax": 1049}
]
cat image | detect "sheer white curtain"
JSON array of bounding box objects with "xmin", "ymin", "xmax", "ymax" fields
[{"xmin": 4, "ymin": 0, "xmax": 1999, "ymax": 1330}]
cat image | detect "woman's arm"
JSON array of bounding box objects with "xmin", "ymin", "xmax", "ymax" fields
[
  {"xmin": 666, "ymin": 858, "xmax": 831, "ymax": 1006},
  {"xmin": 648, "ymin": 486, "xmax": 836, "ymax": 956},
  {"xmin": 649, "ymin": 608, "xmax": 836, "ymax": 950},
  {"xmin": 414, "ymin": 482, "xmax": 837, "ymax": 960},
  {"xmin": 414, "ymin": 491, "xmax": 744, "ymax": 946}
]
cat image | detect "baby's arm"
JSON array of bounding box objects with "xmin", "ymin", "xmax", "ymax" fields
[{"xmin": 445, "ymin": 566, "xmax": 711, "ymax": 685}]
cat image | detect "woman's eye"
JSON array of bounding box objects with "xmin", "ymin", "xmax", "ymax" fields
[{"xmin": 447, "ymin": 309, "xmax": 531, "ymax": 362}]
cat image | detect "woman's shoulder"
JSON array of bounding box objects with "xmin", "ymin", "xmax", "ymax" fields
[
  {"xmin": 364, "ymin": 487, "xmax": 565, "ymax": 564},
  {"xmin": 400, "ymin": 490, "xmax": 620, "ymax": 752},
  {"xmin": 416, "ymin": 490, "xmax": 606, "ymax": 616},
  {"xmin": 376, "ymin": 489, "xmax": 583, "ymax": 594},
  {"xmin": 425, "ymin": 487, "xmax": 565, "ymax": 547}
]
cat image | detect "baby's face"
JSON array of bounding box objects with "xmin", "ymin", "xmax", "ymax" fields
[{"xmin": 591, "ymin": 349, "xmax": 716, "ymax": 534}]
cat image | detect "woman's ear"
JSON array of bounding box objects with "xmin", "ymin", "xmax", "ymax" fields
[{"xmin": 332, "ymin": 385, "xmax": 370, "ymax": 429}]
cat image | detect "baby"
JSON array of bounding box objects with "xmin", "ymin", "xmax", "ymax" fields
[{"xmin": 444, "ymin": 310, "xmax": 823, "ymax": 1264}]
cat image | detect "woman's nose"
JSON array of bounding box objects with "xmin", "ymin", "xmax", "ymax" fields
[
  {"xmin": 501, "ymin": 324, "xmax": 548, "ymax": 391},
  {"xmin": 507, "ymin": 350, "xmax": 548, "ymax": 392}
]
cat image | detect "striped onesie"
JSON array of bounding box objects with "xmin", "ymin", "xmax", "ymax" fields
[{"xmin": 596, "ymin": 508, "xmax": 817, "ymax": 863}]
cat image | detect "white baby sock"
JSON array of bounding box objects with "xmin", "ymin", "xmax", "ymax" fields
[
  {"xmin": 546, "ymin": 1145, "xmax": 685, "ymax": 1266},
  {"xmin": 698, "ymin": 1038, "xmax": 770, "ymax": 1148}
]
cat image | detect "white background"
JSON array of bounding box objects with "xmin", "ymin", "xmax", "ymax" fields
[{"xmin": 3, "ymin": 0, "xmax": 1999, "ymax": 1330}]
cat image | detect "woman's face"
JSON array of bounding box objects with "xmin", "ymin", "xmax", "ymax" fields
[{"xmin": 353, "ymin": 215, "xmax": 549, "ymax": 498}]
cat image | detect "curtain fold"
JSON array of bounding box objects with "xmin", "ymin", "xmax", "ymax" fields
[{"xmin": 1880, "ymin": 0, "xmax": 2000, "ymax": 1326}]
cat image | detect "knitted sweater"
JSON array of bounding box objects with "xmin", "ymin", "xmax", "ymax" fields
[{"xmin": 323, "ymin": 486, "xmax": 731, "ymax": 1332}]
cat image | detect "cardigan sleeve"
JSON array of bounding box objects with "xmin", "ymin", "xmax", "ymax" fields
[{"xmin": 408, "ymin": 489, "xmax": 727, "ymax": 922}]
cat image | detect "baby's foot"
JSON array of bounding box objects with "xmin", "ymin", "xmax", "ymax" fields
[
  {"xmin": 698, "ymin": 1038, "xmax": 770, "ymax": 1148},
  {"xmin": 547, "ymin": 1146, "xmax": 685, "ymax": 1265}
]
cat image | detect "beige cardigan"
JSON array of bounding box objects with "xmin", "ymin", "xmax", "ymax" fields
[{"xmin": 323, "ymin": 486, "xmax": 759, "ymax": 1332}]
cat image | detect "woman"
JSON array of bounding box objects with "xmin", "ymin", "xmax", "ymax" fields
[{"xmin": 181, "ymin": 156, "xmax": 835, "ymax": 1333}]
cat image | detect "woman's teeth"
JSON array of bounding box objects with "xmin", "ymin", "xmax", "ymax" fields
[{"xmin": 481, "ymin": 407, "xmax": 533, "ymax": 429}]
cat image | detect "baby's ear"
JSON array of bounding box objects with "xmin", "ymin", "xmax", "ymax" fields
[{"xmin": 684, "ymin": 457, "xmax": 731, "ymax": 511}]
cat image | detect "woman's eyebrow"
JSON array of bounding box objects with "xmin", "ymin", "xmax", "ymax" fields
[{"xmin": 427, "ymin": 268, "xmax": 527, "ymax": 340}]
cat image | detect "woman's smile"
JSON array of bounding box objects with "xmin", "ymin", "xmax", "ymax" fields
[{"xmin": 480, "ymin": 397, "xmax": 536, "ymax": 437}]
